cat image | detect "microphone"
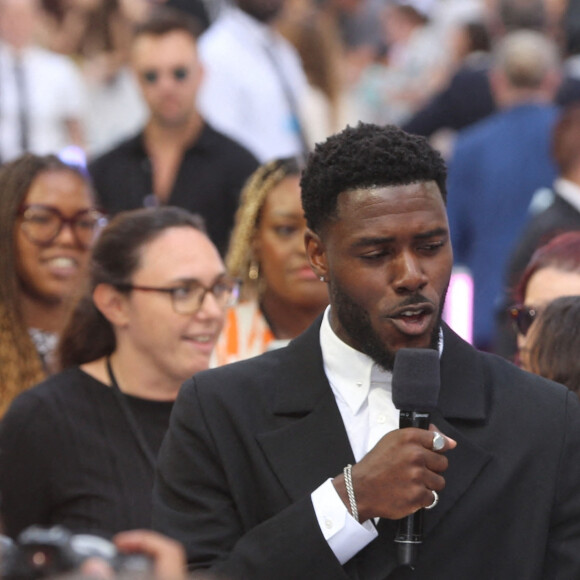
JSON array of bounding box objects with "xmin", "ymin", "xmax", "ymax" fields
[{"xmin": 391, "ymin": 348, "xmax": 441, "ymax": 569}]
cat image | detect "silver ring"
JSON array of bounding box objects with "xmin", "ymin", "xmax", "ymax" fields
[
  {"xmin": 432, "ymin": 431, "xmax": 445, "ymax": 452},
  {"xmin": 425, "ymin": 490, "xmax": 439, "ymax": 510}
]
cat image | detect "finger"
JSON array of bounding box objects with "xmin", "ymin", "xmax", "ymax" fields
[
  {"xmin": 425, "ymin": 451, "xmax": 449, "ymax": 474},
  {"xmin": 79, "ymin": 557, "xmax": 115, "ymax": 580},
  {"xmin": 114, "ymin": 530, "xmax": 186, "ymax": 580},
  {"xmin": 427, "ymin": 424, "xmax": 457, "ymax": 451},
  {"xmin": 424, "ymin": 471, "xmax": 446, "ymax": 494}
]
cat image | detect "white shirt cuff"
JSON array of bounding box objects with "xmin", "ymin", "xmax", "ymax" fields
[{"xmin": 311, "ymin": 478, "xmax": 378, "ymax": 565}]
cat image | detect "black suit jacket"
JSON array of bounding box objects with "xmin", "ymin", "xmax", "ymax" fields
[{"xmin": 153, "ymin": 320, "xmax": 580, "ymax": 579}]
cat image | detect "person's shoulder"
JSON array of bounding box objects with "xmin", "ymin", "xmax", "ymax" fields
[
  {"xmin": 1, "ymin": 367, "xmax": 101, "ymax": 430},
  {"xmin": 30, "ymin": 46, "xmax": 74, "ymax": 68},
  {"xmin": 479, "ymin": 348, "xmax": 572, "ymax": 405},
  {"xmin": 198, "ymin": 9, "xmax": 241, "ymax": 56},
  {"xmin": 89, "ymin": 133, "xmax": 142, "ymax": 172},
  {"xmin": 197, "ymin": 346, "xmax": 290, "ymax": 389},
  {"xmin": 12, "ymin": 367, "xmax": 99, "ymax": 404},
  {"xmin": 29, "ymin": 47, "xmax": 83, "ymax": 82},
  {"xmin": 199, "ymin": 123, "xmax": 259, "ymax": 166}
]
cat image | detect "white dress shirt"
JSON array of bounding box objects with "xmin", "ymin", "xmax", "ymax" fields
[
  {"xmin": 197, "ymin": 6, "xmax": 308, "ymax": 162},
  {"xmin": 311, "ymin": 306, "xmax": 443, "ymax": 564},
  {"xmin": 553, "ymin": 177, "xmax": 580, "ymax": 213},
  {"xmin": 0, "ymin": 42, "xmax": 86, "ymax": 162}
]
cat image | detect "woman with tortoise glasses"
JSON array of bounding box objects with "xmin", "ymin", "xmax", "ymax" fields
[{"xmin": 0, "ymin": 153, "xmax": 104, "ymax": 416}]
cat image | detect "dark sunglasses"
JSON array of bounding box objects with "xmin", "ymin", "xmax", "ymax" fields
[
  {"xmin": 141, "ymin": 67, "xmax": 190, "ymax": 84},
  {"xmin": 508, "ymin": 304, "xmax": 539, "ymax": 336}
]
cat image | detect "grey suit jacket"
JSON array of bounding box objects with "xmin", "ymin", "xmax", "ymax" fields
[{"xmin": 152, "ymin": 320, "xmax": 580, "ymax": 579}]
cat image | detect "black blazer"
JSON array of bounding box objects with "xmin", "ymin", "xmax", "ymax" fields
[{"xmin": 153, "ymin": 320, "xmax": 580, "ymax": 579}]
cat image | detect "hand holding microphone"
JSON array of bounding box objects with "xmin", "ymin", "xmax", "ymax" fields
[{"xmin": 333, "ymin": 348, "xmax": 456, "ymax": 569}]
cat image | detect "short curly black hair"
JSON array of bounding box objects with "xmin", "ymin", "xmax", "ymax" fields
[{"xmin": 301, "ymin": 123, "xmax": 447, "ymax": 233}]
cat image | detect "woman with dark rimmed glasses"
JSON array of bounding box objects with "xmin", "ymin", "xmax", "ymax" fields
[
  {"xmin": 509, "ymin": 231, "xmax": 580, "ymax": 365},
  {"xmin": 0, "ymin": 153, "xmax": 105, "ymax": 417},
  {"xmin": 0, "ymin": 207, "xmax": 236, "ymax": 539}
]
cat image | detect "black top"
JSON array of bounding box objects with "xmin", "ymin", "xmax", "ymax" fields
[
  {"xmin": 0, "ymin": 367, "xmax": 173, "ymax": 539},
  {"xmin": 494, "ymin": 191, "xmax": 580, "ymax": 358},
  {"xmin": 88, "ymin": 122, "xmax": 259, "ymax": 256}
]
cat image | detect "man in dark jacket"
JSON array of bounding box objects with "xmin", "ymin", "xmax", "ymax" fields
[{"xmin": 153, "ymin": 123, "xmax": 580, "ymax": 579}]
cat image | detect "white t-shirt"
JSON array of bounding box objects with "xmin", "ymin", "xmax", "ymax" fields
[
  {"xmin": 0, "ymin": 42, "xmax": 86, "ymax": 162},
  {"xmin": 197, "ymin": 6, "xmax": 308, "ymax": 162}
]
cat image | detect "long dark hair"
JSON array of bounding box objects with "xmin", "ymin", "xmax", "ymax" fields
[
  {"xmin": 0, "ymin": 154, "xmax": 91, "ymax": 416},
  {"xmin": 58, "ymin": 207, "xmax": 205, "ymax": 368}
]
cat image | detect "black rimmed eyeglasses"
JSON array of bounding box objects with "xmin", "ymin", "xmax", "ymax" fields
[
  {"xmin": 18, "ymin": 204, "xmax": 108, "ymax": 249},
  {"xmin": 508, "ymin": 304, "xmax": 539, "ymax": 336},
  {"xmin": 116, "ymin": 276, "xmax": 242, "ymax": 315}
]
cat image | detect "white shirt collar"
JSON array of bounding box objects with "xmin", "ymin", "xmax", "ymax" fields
[
  {"xmin": 320, "ymin": 306, "xmax": 444, "ymax": 415},
  {"xmin": 554, "ymin": 177, "xmax": 580, "ymax": 214},
  {"xmin": 320, "ymin": 307, "xmax": 385, "ymax": 415}
]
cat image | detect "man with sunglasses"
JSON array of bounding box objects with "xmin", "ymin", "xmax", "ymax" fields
[{"xmin": 88, "ymin": 8, "xmax": 258, "ymax": 256}]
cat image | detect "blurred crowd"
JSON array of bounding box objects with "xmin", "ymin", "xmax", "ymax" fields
[{"xmin": 4, "ymin": 0, "xmax": 580, "ymax": 576}]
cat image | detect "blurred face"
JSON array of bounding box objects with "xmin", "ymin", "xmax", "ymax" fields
[
  {"xmin": 131, "ymin": 30, "xmax": 202, "ymax": 127},
  {"xmin": 118, "ymin": 227, "xmax": 226, "ymax": 382},
  {"xmin": 306, "ymin": 182, "xmax": 452, "ymax": 371},
  {"xmin": 254, "ymin": 175, "xmax": 328, "ymax": 309},
  {"xmin": 0, "ymin": 0, "xmax": 39, "ymax": 50},
  {"xmin": 517, "ymin": 266, "xmax": 580, "ymax": 354},
  {"xmin": 15, "ymin": 169, "xmax": 94, "ymax": 305}
]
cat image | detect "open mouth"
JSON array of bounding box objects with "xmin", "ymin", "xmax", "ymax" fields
[
  {"xmin": 387, "ymin": 304, "xmax": 435, "ymax": 336},
  {"xmin": 183, "ymin": 334, "xmax": 217, "ymax": 353},
  {"xmin": 44, "ymin": 256, "xmax": 80, "ymax": 277}
]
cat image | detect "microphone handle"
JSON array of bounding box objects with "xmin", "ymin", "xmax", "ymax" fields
[{"xmin": 394, "ymin": 410, "xmax": 431, "ymax": 569}]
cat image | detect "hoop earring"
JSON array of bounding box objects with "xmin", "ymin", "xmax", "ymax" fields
[{"xmin": 248, "ymin": 261, "xmax": 260, "ymax": 281}]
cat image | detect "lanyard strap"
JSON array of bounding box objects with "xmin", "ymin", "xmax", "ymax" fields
[{"xmin": 106, "ymin": 358, "xmax": 156, "ymax": 470}]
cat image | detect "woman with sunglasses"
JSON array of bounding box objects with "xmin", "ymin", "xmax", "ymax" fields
[
  {"xmin": 509, "ymin": 231, "xmax": 580, "ymax": 365},
  {"xmin": 0, "ymin": 206, "xmax": 236, "ymax": 539},
  {"xmin": 0, "ymin": 153, "xmax": 104, "ymax": 417}
]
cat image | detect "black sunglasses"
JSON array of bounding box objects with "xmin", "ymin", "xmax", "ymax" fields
[
  {"xmin": 508, "ymin": 304, "xmax": 539, "ymax": 336},
  {"xmin": 141, "ymin": 67, "xmax": 190, "ymax": 84}
]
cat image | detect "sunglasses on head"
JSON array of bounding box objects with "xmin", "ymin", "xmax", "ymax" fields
[
  {"xmin": 141, "ymin": 67, "xmax": 190, "ymax": 84},
  {"xmin": 508, "ymin": 304, "xmax": 539, "ymax": 336}
]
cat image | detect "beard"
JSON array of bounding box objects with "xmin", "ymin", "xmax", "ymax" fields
[{"xmin": 330, "ymin": 281, "xmax": 446, "ymax": 371}]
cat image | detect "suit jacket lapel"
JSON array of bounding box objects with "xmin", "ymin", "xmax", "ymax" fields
[
  {"xmin": 423, "ymin": 324, "xmax": 493, "ymax": 537},
  {"xmin": 256, "ymin": 320, "xmax": 355, "ymax": 501},
  {"xmin": 256, "ymin": 320, "xmax": 401, "ymax": 579}
]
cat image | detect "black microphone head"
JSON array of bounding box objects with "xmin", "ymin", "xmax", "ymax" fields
[{"xmin": 392, "ymin": 348, "xmax": 440, "ymax": 411}]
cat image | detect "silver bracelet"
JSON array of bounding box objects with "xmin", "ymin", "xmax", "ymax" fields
[{"xmin": 343, "ymin": 464, "xmax": 359, "ymax": 522}]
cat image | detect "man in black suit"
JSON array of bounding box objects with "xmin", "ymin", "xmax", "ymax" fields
[{"xmin": 153, "ymin": 123, "xmax": 580, "ymax": 579}]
